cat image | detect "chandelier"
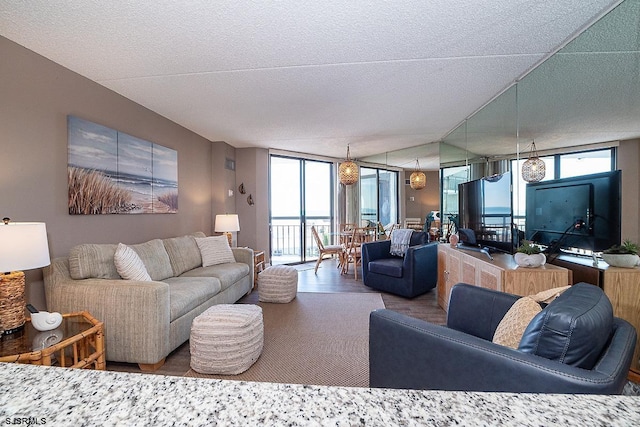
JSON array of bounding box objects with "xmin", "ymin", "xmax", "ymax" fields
[
  {"xmin": 409, "ymin": 159, "xmax": 426, "ymax": 190},
  {"xmin": 339, "ymin": 145, "xmax": 359, "ymax": 185},
  {"xmin": 522, "ymin": 141, "xmax": 545, "ymax": 183}
]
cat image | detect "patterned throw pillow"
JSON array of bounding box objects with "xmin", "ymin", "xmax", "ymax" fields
[
  {"xmin": 195, "ymin": 235, "xmax": 236, "ymax": 267},
  {"xmin": 492, "ymin": 297, "xmax": 542, "ymax": 348},
  {"xmin": 492, "ymin": 285, "xmax": 571, "ymax": 349},
  {"xmin": 113, "ymin": 243, "xmax": 152, "ymax": 281}
]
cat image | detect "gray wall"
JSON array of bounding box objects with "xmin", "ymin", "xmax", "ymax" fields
[
  {"xmin": 235, "ymin": 148, "xmax": 270, "ymax": 263},
  {"xmin": 404, "ymin": 170, "xmax": 441, "ymax": 221},
  {"xmin": 619, "ymin": 139, "xmax": 640, "ymax": 243},
  {"xmin": 1, "ymin": 36, "xmax": 229, "ymax": 308}
]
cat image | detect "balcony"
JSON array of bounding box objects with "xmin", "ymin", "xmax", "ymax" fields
[{"xmin": 270, "ymin": 220, "xmax": 333, "ymax": 265}]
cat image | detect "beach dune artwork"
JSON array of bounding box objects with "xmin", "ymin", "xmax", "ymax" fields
[{"xmin": 68, "ymin": 116, "xmax": 178, "ymax": 214}]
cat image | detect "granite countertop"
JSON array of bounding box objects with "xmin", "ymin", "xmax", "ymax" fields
[{"xmin": 1, "ymin": 363, "xmax": 640, "ymax": 426}]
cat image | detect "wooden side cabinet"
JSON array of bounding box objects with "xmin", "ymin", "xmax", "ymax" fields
[
  {"xmin": 438, "ymin": 245, "xmax": 464, "ymax": 311},
  {"xmin": 602, "ymin": 266, "xmax": 640, "ymax": 374},
  {"xmin": 437, "ymin": 244, "xmax": 570, "ymax": 311}
]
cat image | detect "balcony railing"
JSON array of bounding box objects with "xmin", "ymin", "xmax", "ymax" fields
[{"xmin": 270, "ymin": 220, "xmax": 333, "ymax": 263}]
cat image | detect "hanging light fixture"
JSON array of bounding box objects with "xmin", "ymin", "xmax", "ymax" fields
[
  {"xmin": 409, "ymin": 159, "xmax": 426, "ymax": 190},
  {"xmin": 522, "ymin": 140, "xmax": 545, "ymax": 182},
  {"xmin": 339, "ymin": 145, "xmax": 359, "ymax": 185}
]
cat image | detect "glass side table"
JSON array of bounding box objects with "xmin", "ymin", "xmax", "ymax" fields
[{"xmin": 0, "ymin": 311, "xmax": 105, "ymax": 370}]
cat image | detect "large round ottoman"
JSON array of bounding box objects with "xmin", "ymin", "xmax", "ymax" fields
[
  {"xmin": 190, "ymin": 304, "xmax": 263, "ymax": 375},
  {"xmin": 258, "ymin": 265, "xmax": 298, "ymax": 303}
]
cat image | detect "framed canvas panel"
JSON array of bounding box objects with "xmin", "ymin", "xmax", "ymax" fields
[{"xmin": 67, "ymin": 116, "xmax": 178, "ymax": 214}]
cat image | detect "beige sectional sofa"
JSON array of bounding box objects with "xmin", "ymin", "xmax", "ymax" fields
[{"xmin": 43, "ymin": 232, "xmax": 253, "ymax": 370}]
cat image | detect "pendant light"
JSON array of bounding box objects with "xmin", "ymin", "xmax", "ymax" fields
[
  {"xmin": 409, "ymin": 159, "xmax": 426, "ymax": 190},
  {"xmin": 522, "ymin": 141, "xmax": 545, "ymax": 182},
  {"xmin": 339, "ymin": 145, "xmax": 359, "ymax": 185}
]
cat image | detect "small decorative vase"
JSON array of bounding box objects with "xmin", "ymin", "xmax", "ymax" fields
[
  {"xmin": 30, "ymin": 311, "xmax": 63, "ymax": 332},
  {"xmin": 514, "ymin": 252, "xmax": 546, "ymax": 268},
  {"xmin": 449, "ymin": 234, "xmax": 459, "ymax": 248},
  {"xmin": 602, "ymin": 254, "xmax": 640, "ymax": 268}
]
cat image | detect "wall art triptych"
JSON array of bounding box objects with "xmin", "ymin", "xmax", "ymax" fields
[{"xmin": 67, "ymin": 115, "xmax": 178, "ymax": 214}]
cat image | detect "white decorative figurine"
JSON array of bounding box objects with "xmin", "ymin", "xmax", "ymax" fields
[{"xmin": 27, "ymin": 304, "xmax": 63, "ymax": 331}]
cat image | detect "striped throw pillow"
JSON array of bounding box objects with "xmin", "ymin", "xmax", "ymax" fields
[
  {"xmin": 195, "ymin": 235, "xmax": 236, "ymax": 267},
  {"xmin": 114, "ymin": 243, "xmax": 152, "ymax": 281}
]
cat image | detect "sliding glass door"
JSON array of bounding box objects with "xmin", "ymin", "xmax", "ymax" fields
[
  {"xmin": 360, "ymin": 167, "xmax": 398, "ymax": 227},
  {"xmin": 270, "ymin": 155, "xmax": 334, "ymax": 264}
]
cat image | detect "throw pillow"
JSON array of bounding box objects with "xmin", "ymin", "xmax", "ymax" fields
[
  {"xmin": 195, "ymin": 235, "xmax": 236, "ymax": 267},
  {"xmin": 492, "ymin": 297, "xmax": 542, "ymax": 349},
  {"xmin": 114, "ymin": 243, "xmax": 152, "ymax": 281},
  {"xmin": 68, "ymin": 243, "xmax": 119, "ymax": 280},
  {"xmin": 492, "ymin": 285, "xmax": 571, "ymax": 349}
]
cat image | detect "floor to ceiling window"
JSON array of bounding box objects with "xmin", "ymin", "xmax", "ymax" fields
[
  {"xmin": 359, "ymin": 167, "xmax": 398, "ymax": 227},
  {"xmin": 269, "ymin": 155, "xmax": 334, "ymax": 265}
]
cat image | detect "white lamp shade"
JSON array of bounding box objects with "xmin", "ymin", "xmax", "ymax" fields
[
  {"xmin": 214, "ymin": 214, "xmax": 240, "ymax": 232},
  {"xmin": 0, "ymin": 222, "xmax": 51, "ymax": 272}
]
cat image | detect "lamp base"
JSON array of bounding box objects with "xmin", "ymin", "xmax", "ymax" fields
[
  {"xmin": 0, "ymin": 271, "xmax": 26, "ymax": 334},
  {"xmin": 224, "ymin": 232, "xmax": 233, "ymax": 247}
]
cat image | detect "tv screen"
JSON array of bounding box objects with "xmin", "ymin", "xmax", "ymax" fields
[
  {"xmin": 458, "ymin": 171, "xmax": 514, "ymax": 254},
  {"xmin": 525, "ymin": 170, "xmax": 621, "ymax": 252}
]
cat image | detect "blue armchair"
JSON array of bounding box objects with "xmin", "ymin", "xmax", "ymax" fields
[
  {"xmin": 369, "ymin": 283, "xmax": 637, "ymax": 394},
  {"xmin": 361, "ymin": 231, "xmax": 437, "ymax": 298}
]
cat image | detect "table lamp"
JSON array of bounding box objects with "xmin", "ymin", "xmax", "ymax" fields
[
  {"xmin": 214, "ymin": 214, "xmax": 240, "ymax": 247},
  {"xmin": 0, "ymin": 219, "xmax": 51, "ymax": 334}
]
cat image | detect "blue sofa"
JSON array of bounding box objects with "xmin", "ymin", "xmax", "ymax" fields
[{"xmin": 369, "ymin": 282, "xmax": 637, "ymax": 394}]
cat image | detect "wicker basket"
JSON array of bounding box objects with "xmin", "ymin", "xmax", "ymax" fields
[{"xmin": 0, "ymin": 271, "xmax": 26, "ymax": 332}]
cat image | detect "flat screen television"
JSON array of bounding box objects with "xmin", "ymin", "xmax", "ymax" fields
[
  {"xmin": 525, "ymin": 170, "xmax": 621, "ymax": 253},
  {"xmin": 458, "ymin": 171, "xmax": 514, "ymax": 254}
]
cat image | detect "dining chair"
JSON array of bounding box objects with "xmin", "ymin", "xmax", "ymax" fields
[
  {"xmin": 341, "ymin": 227, "xmax": 364, "ymax": 279},
  {"xmin": 310, "ymin": 226, "xmax": 344, "ymax": 274},
  {"xmin": 340, "ymin": 223, "xmax": 357, "ymax": 233},
  {"xmin": 379, "ymin": 223, "xmax": 398, "ymax": 240},
  {"xmin": 360, "ymin": 226, "xmax": 377, "ymax": 242}
]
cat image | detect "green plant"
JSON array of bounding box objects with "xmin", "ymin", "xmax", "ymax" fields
[
  {"xmin": 517, "ymin": 240, "xmax": 541, "ymax": 255},
  {"xmin": 603, "ymin": 240, "xmax": 640, "ymax": 255}
]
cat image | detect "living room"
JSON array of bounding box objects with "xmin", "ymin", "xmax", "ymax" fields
[{"xmin": 2, "ymin": 1, "xmax": 640, "ymax": 424}]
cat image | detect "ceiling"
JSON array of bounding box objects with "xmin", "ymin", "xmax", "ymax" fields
[{"xmin": 0, "ymin": 1, "xmax": 626, "ymax": 169}]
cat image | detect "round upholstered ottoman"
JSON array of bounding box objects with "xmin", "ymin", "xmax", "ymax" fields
[
  {"xmin": 190, "ymin": 304, "xmax": 264, "ymax": 375},
  {"xmin": 258, "ymin": 265, "xmax": 298, "ymax": 303}
]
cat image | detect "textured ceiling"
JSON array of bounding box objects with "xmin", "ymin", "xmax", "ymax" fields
[{"xmin": 0, "ymin": 0, "xmax": 623, "ymax": 169}]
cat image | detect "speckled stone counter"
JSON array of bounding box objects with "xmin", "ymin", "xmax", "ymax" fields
[{"xmin": 1, "ymin": 363, "xmax": 640, "ymax": 426}]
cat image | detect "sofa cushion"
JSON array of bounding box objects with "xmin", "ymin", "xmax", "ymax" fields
[
  {"xmin": 195, "ymin": 235, "xmax": 236, "ymax": 267},
  {"xmin": 131, "ymin": 239, "xmax": 174, "ymax": 281},
  {"xmin": 518, "ymin": 283, "xmax": 614, "ymax": 369},
  {"xmin": 163, "ymin": 233, "xmax": 205, "ymax": 276},
  {"xmin": 181, "ymin": 263, "xmax": 250, "ymax": 291},
  {"xmin": 114, "ymin": 243, "xmax": 152, "ymax": 281},
  {"xmin": 368, "ymin": 258, "xmax": 404, "ymax": 278},
  {"xmin": 164, "ymin": 277, "xmax": 222, "ymax": 322},
  {"xmin": 68, "ymin": 243, "xmax": 119, "ymax": 280}
]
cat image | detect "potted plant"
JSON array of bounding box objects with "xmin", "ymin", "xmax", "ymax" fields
[
  {"xmin": 602, "ymin": 240, "xmax": 640, "ymax": 268},
  {"xmin": 514, "ymin": 240, "xmax": 546, "ymax": 268}
]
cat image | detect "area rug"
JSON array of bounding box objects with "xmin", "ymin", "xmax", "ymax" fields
[
  {"xmin": 184, "ymin": 292, "xmax": 384, "ymax": 387},
  {"xmin": 289, "ymin": 263, "xmax": 317, "ymax": 271}
]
